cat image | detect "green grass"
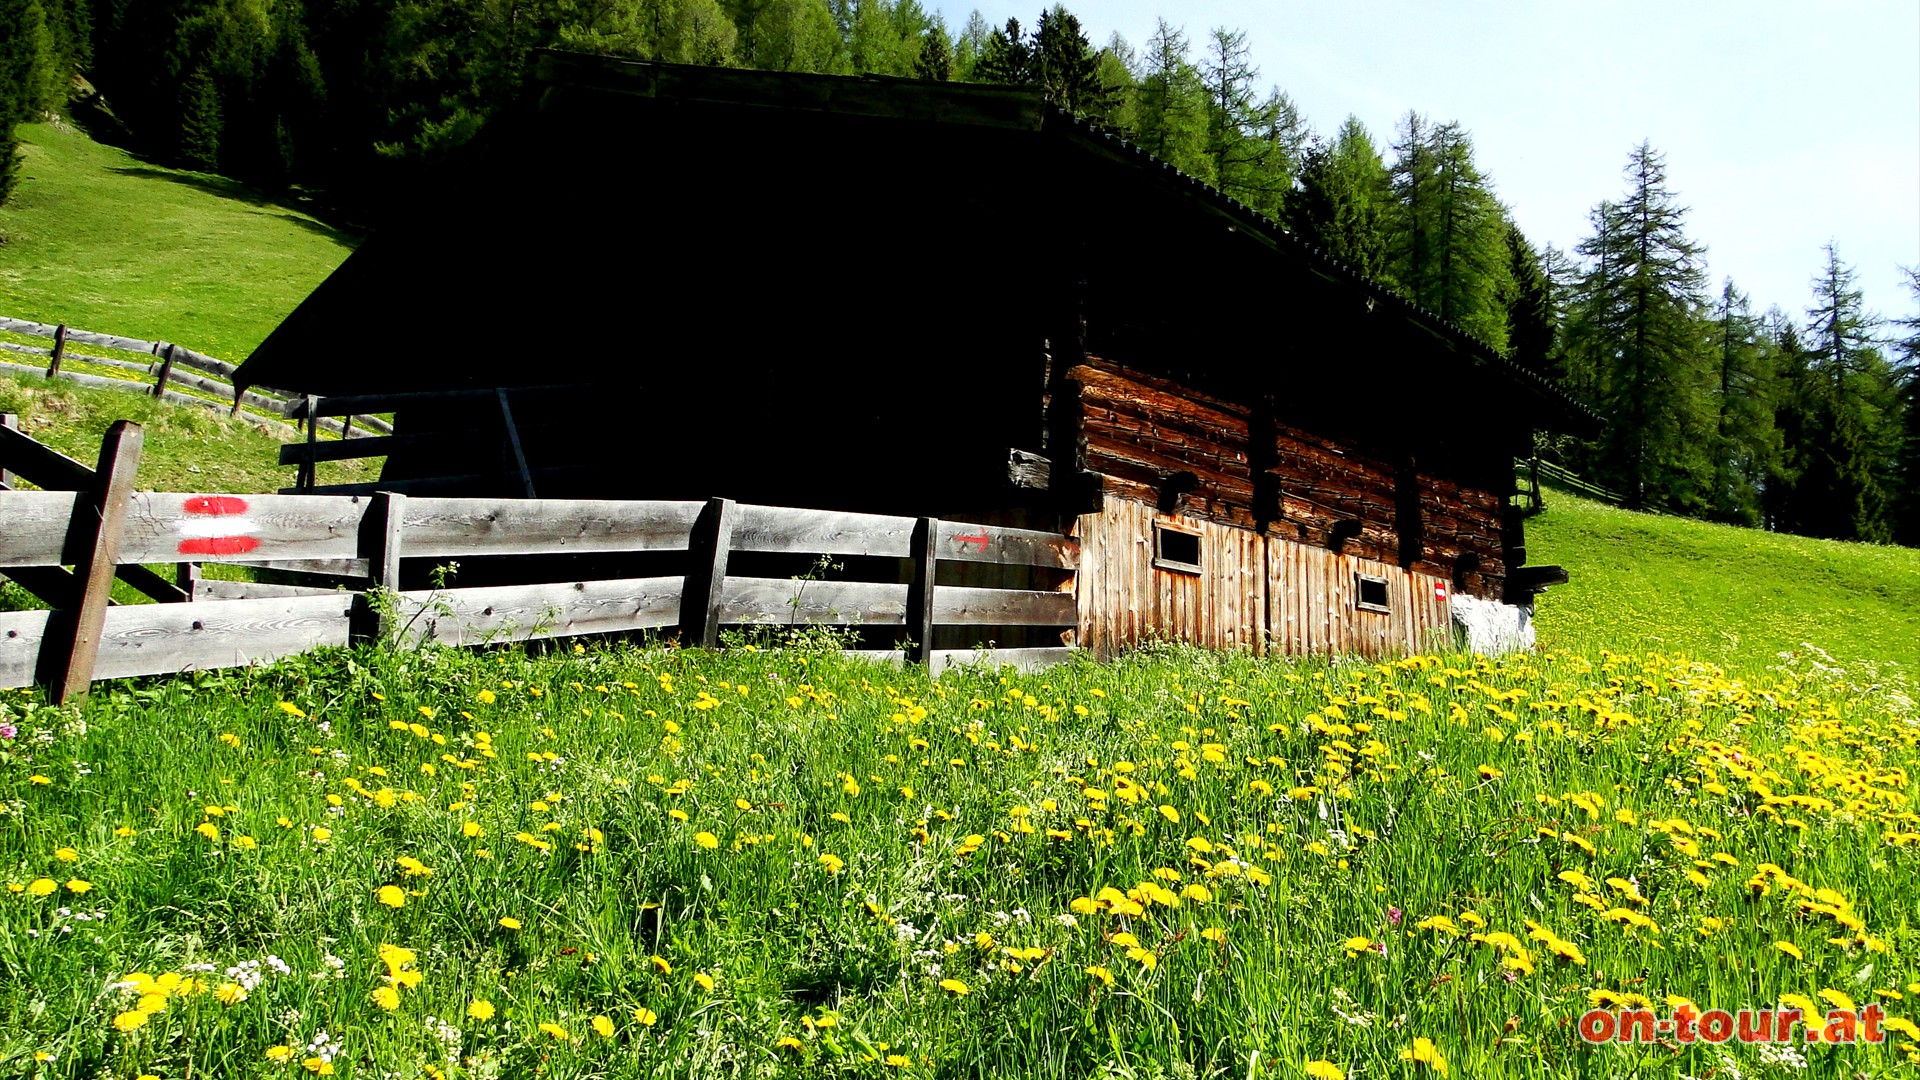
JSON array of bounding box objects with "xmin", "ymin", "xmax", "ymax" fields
[
  {"xmin": 1529, "ymin": 485, "xmax": 1920, "ymax": 685},
  {"xmin": 0, "ymin": 120, "xmax": 355, "ymax": 361},
  {"xmin": 1, "ymin": 638, "xmax": 1915, "ymax": 1079}
]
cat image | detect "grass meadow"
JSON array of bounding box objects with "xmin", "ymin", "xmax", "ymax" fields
[
  {"xmin": 5, "ymin": 115, "xmax": 1920, "ymax": 1080},
  {"xmin": 0, "ymin": 121, "xmax": 355, "ymax": 361},
  {"xmin": 2, "ymin": 627, "xmax": 1917, "ymax": 1079}
]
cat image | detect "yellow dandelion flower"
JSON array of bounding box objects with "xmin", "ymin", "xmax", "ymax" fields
[
  {"xmin": 376, "ymin": 885, "xmax": 405, "ymax": 908},
  {"xmin": 1085, "ymin": 965, "xmax": 1114, "ymax": 986},
  {"xmin": 266, "ymin": 1045, "xmax": 296, "ymax": 1063},
  {"xmin": 1775, "ymin": 941, "xmax": 1803, "ymax": 960},
  {"xmin": 940, "ymin": 978, "xmax": 970, "ymax": 995},
  {"xmin": 1399, "ymin": 1037, "xmax": 1448, "ymax": 1075},
  {"xmin": 694, "ymin": 972, "xmax": 716, "ymax": 991},
  {"xmin": 592, "ymin": 1014, "xmax": 616, "ymax": 1037},
  {"xmin": 468, "ymin": 999, "xmax": 496, "ymax": 1021},
  {"xmin": 539, "ymin": 1022, "xmax": 570, "ymax": 1040},
  {"xmin": 1305, "ymin": 1063, "xmax": 1345, "ymax": 1080},
  {"xmin": 26, "ymin": 878, "xmax": 56, "ymax": 897},
  {"xmin": 633, "ymin": 1007, "xmax": 659, "ymax": 1027},
  {"xmin": 113, "ymin": 1009, "xmax": 149, "ymax": 1032},
  {"xmin": 694, "ymin": 831, "xmax": 719, "ymax": 850},
  {"xmin": 499, "ymin": 917, "xmax": 521, "ymax": 930}
]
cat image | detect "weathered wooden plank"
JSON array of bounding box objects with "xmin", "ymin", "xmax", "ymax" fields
[
  {"xmin": 0, "ymin": 491, "xmax": 85, "ymax": 565},
  {"xmin": 0, "ymin": 609, "xmax": 51, "ymax": 688},
  {"xmin": 392, "ymin": 576, "xmax": 681, "ymax": 646},
  {"xmin": 731, "ymin": 504, "xmax": 916, "ymax": 558},
  {"xmin": 241, "ymin": 558, "xmax": 373, "ymax": 579},
  {"xmin": 150, "ymin": 343, "xmax": 178, "ymax": 398},
  {"xmin": 193, "ymin": 579, "xmax": 344, "ymax": 601},
  {"xmin": 931, "ymin": 647, "xmax": 1076, "ymax": 675},
  {"xmin": 87, "ymin": 594, "xmax": 354, "ymax": 680},
  {"xmin": 0, "ymin": 315, "xmax": 158, "ymax": 356},
  {"xmin": 717, "ymin": 577, "xmax": 905, "ymax": 626},
  {"xmin": 46, "ymin": 421, "xmax": 142, "ymax": 703},
  {"xmin": 400, "ymin": 498, "xmax": 701, "ymax": 558},
  {"xmin": 0, "ymin": 361, "xmax": 303, "ymax": 438},
  {"xmin": 110, "ymin": 492, "xmax": 370, "ymax": 565},
  {"xmin": 0, "ymin": 422, "xmax": 95, "ymax": 491},
  {"xmin": 935, "ymin": 519, "xmax": 1077, "ymax": 569},
  {"xmin": 934, "ymin": 586, "xmax": 1076, "ymax": 627}
]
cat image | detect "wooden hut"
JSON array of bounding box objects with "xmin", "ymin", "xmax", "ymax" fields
[{"xmin": 234, "ymin": 53, "xmax": 1597, "ymax": 659}]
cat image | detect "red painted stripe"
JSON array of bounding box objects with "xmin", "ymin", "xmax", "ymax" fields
[
  {"xmin": 183, "ymin": 495, "xmax": 250, "ymax": 516},
  {"xmin": 178, "ymin": 536, "xmax": 261, "ymax": 556}
]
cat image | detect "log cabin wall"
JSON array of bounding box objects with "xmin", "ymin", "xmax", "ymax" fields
[
  {"xmin": 1073, "ymin": 497, "xmax": 1454, "ymax": 660},
  {"xmin": 1065, "ymin": 356, "xmax": 1510, "ymax": 602}
]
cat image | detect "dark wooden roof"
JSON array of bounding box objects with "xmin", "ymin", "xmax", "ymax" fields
[{"xmin": 235, "ymin": 53, "xmax": 1597, "ymax": 437}]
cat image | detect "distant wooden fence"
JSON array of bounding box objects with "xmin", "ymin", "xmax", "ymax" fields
[
  {"xmin": 0, "ymin": 315, "xmax": 391, "ymax": 441},
  {"xmin": 0, "ymin": 421, "xmax": 1079, "ymax": 701},
  {"xmin": 1516, "ymin": 456, "xmax": 1623, "ymax": 512}
]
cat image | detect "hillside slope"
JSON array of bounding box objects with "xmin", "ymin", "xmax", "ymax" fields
[
  {"xmin": 0, "ymin": 121, "xmax": 354, "ymax": 359},
  {"xmin": 1528, "ymin": 486, "xmax": 1920, "ymax": 683}
]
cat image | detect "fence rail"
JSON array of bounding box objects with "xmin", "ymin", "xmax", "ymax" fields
[
  {"xmin": 0, "ymin": 315, "xmax": 391, "ymax": 440},
  {"xmin": 1515, "ymin": 456, "xmax": 1624, "ymax": 511},
  {"xmin": 0, "ymin": 421, "xmax": 1080, "ymax": 700}
]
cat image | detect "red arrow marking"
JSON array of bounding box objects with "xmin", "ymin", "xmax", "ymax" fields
[{"xmin": 954, "ymin": 530, "xmax": 991, "ymax": 550}]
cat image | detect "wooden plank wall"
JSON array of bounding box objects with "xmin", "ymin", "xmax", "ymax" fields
[
  {"xmin": 1067, "ymin": 356, "xmax": 1512, "ymax": 601},
  {"xmin": 1076, "ymin": 497, "xmax": 1454, "ymax": 660}
]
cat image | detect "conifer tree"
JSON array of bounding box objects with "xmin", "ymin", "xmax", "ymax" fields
[
  {"xmin": 1567, "ymin": 142, "xmax": 1713, "ymax": 511},
  {"xmin": 1894, "ymin": 268, "xmax": 1920, "ymax": 545},
  {"xmin": 1703, "ymin": 280, "xmax": 1778, "ymax": 525},
  {"xmin": 1387, "ymin": 117, "xmax": 1509, "ymax": 350},
  {"xmin": 1282, "ymin": 116, "xmax": 1389, "ymax": 280},
  {"xmin": 1030, "ymin": 6, "xmax": 1107, "ymax": 117},
  {"xmin": 1129, "ymin": 19, "xmax": 1210, "ymax": 181},
  {"xmin": 972, "ymin": 17, "xmax": 1031, "ymax": 83},
  {"xmin": 1199, "ymin": 27, "xmax": 1280, "ymax": 208},
  {"xmin": 1798, "ymin": 243, "xmax": 1898, "ymax": 541}
]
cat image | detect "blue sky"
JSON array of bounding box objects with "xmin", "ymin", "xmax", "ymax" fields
[{"xmin": 936, "ymin": 0, "xmax": 1920, "ymax": 337}]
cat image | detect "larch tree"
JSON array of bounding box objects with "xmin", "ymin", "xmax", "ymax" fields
[
  {"xmin": 1568, "ymin": 142, "xmax": 1713, "ymax": 512},
  {"xmin": 1129, "ymin": 18, "xmax": 1210, "ymax": 182}
]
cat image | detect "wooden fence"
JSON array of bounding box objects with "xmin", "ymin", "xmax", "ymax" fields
[
  {"xmin": 0, "ymin": 315, "xmax": 390, "ymax": 441},
  {"xmin": 0, "ymin": 421, "xmax": 1080, "ymax": 701},
  {"xmin": 1516, "ymin": 456, "xmax": 1624, "ymax": 512}
]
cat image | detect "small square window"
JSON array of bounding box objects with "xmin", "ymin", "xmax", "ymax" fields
[
  {"xmin": 1355, "ymin": 573, "xmax": 1390, "ymax": 614},
  {"xmin": 1153, "ymin": 521, "xmax": 1202, "ymax": 574}
]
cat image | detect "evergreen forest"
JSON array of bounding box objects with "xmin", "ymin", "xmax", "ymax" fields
[{"xmin": 2, "ymin": 0, "xmax": 1916, "ymax": 545}]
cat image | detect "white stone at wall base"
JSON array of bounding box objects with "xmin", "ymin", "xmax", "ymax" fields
[{"xmin": 1449, "ymin": 593, "xmax": 1535, "ymax": 655}]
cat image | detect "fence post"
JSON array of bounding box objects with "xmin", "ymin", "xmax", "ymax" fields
[
  {"xmin": 151, "ymin": 343, "xmax": 177, "ymax": 398},
  {"xmin": 904, "ymin": 517, "xmax": 938, "ymax": 666},
  {"xmin": 678, "ymin": 498, "xmax": 736, "ymax": 649},
  {"xmin": 0, "ymin": 413, "xmax": 15, "ymax": 491},
  {"xmin": 41, "ymin": 420, "xmax": 143, "ymax": 704},
  {"xmin": 44, "ymin": 324, "xmax": 66, "ymax": 378},
  {"xmin": 366, "ymin": 491, "xmax": 407, "ymax": 643}
]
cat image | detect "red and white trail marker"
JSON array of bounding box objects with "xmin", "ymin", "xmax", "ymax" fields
[
  {"xmin": 1433, "ymin": 581, "xmax": 1449, "ymax": 602},
  {"xmin": 176, "ymin": 495, "xmax": 262, "ymax": 556}
]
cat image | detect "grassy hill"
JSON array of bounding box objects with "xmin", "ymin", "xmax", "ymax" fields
[
  {"xmin": 0, "ymin": 120, "xmax": 354, "ymax": 361},
  {"xmin": 1528, "ymin": 485, "xmax": 1920, "ymax": 686}
]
